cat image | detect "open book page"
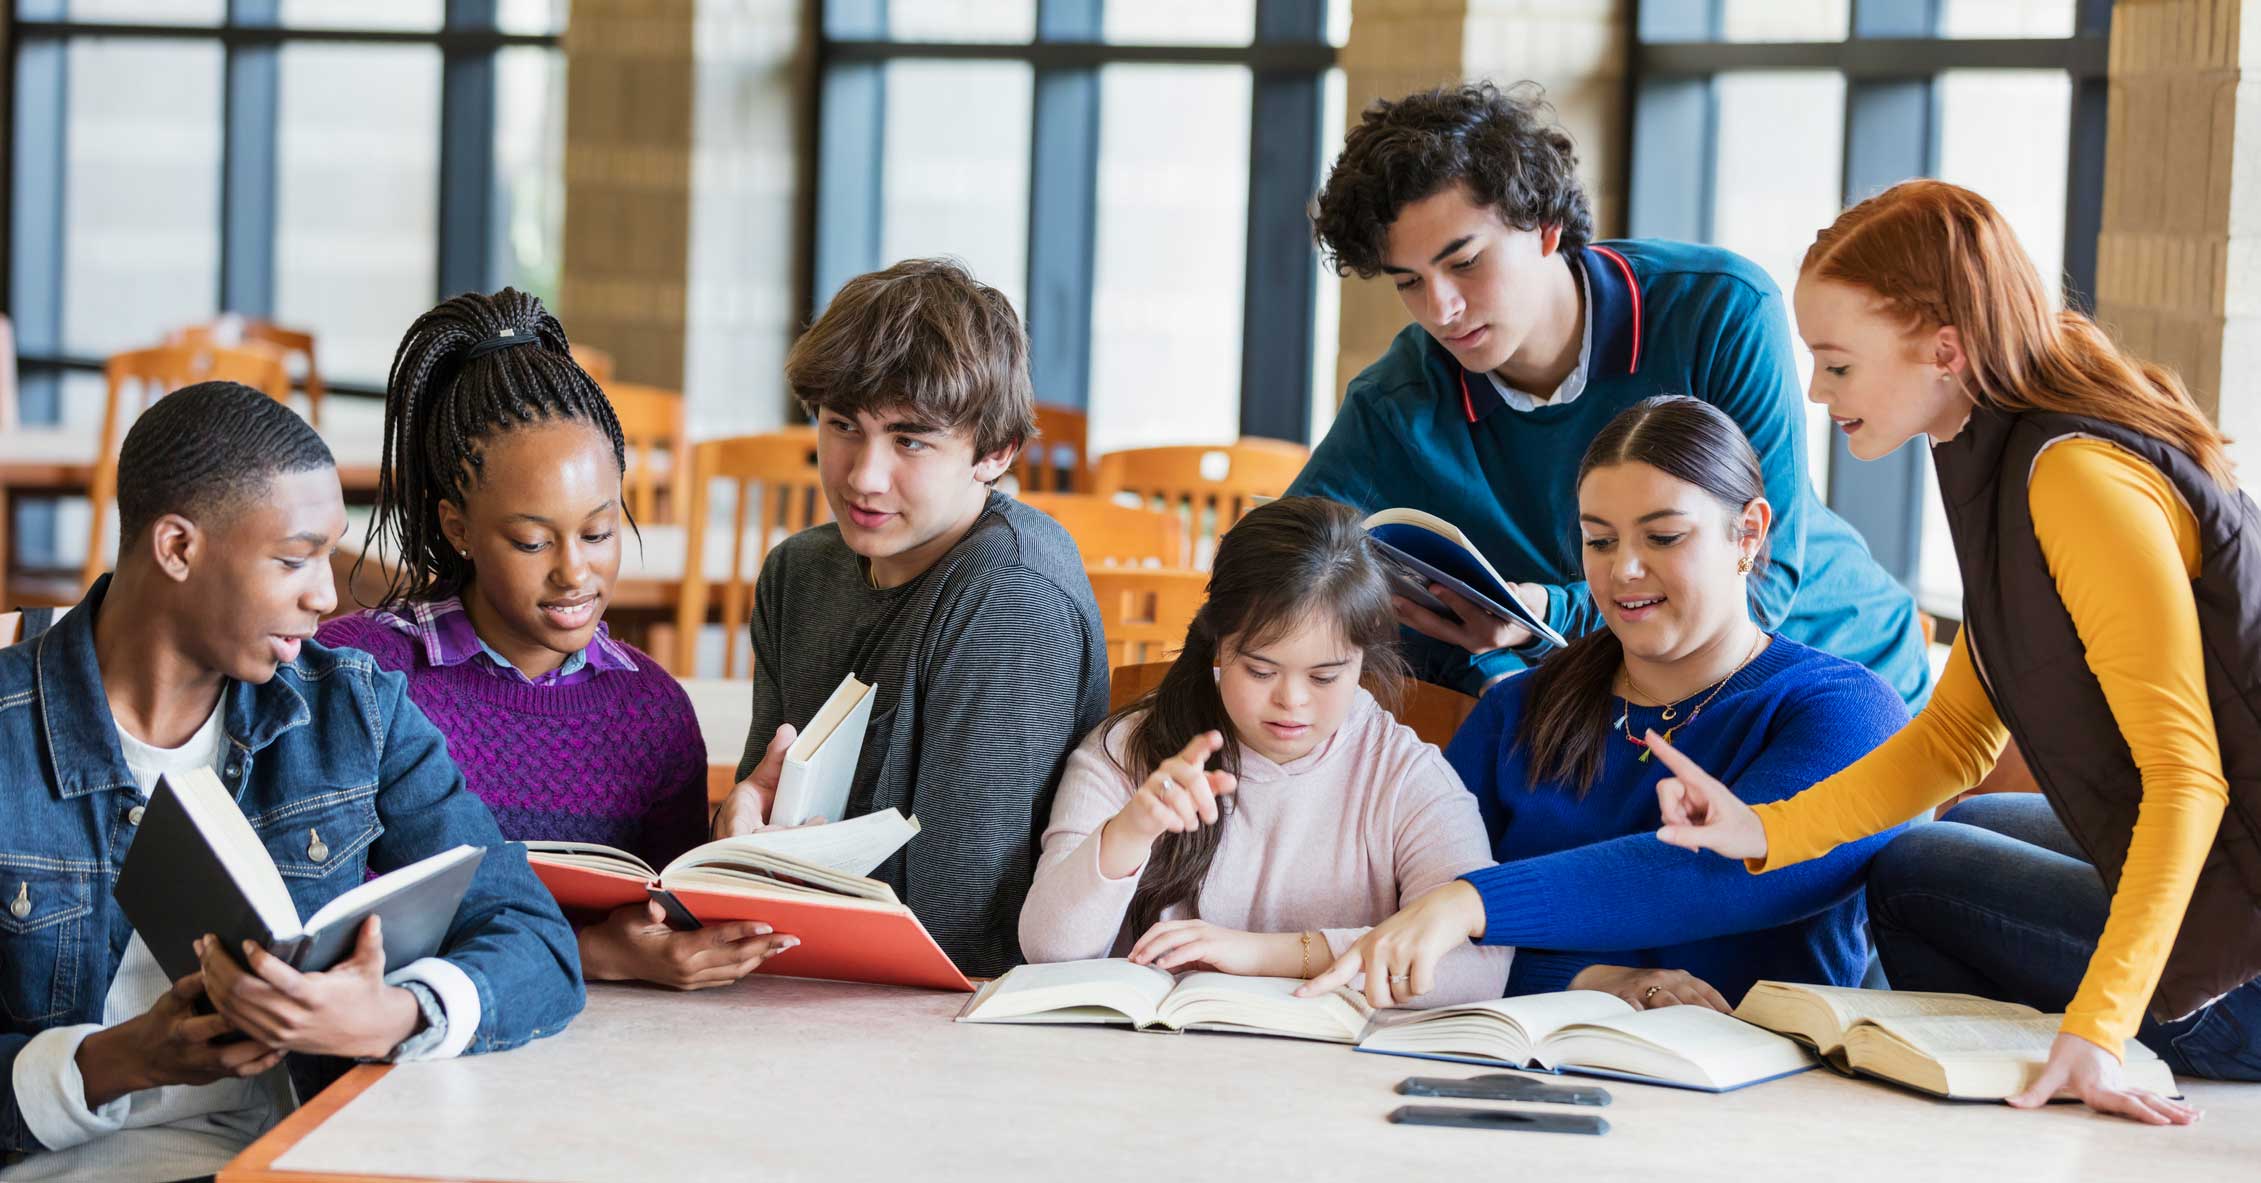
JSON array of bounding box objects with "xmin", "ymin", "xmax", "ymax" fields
[
  {"xmin": 520, "ymin": 841, "xmax": 658, "ymax": 882},
  {"xmin": 1357, "ymin": 990, "xmax": 1633, "ymax": 1064},
  {"xmin": 1844, "ymin": 1014, "xmax": 2175, "ymax": 1099},
  {"xmin": 670, "ymin": 809, "xmax": 917, "ymax": 880},
  {"xmin": 958, "ymin": 959, "xmax": 1178, "ymax": 1027},
  {"xmin": 663, "ymin": 858, "xmax": 898, "ymax": 904},
  {"xmin": 1543, "ymin": 1006, "xmax": 1815, "ymax": 1091},
  {"xmin": 1156, "ymin": 974, "xmax": 1375, "ymax": 1043},
  {"xmin": 1737, "ymin": 982, "xmax": 2041, "ymax": 1055}
]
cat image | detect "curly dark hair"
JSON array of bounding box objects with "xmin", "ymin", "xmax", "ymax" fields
[{"xmin": 1311, "ymin": 81, "xmax": 1594, "ymax": 278}]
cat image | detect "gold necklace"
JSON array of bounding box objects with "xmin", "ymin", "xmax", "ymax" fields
[{"xmin": 1617, "ymin": 631, "xmax": 1767, "ymax": 762}]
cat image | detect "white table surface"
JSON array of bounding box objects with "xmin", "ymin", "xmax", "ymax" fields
[{"xmin": 261, "ymin": 978, "xmax": 2261, "ymax": 1183}]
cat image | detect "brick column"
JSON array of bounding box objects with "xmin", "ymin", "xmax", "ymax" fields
[
  {"xmin": 560, "ymin": 0, "xmax": 808, "ymax": 437},
  {"xmin": 1329, "ymin": 0, "xmax": 1629, "ymax": 408},
  {"xmin": 2093, "ymin": 0, "xmax": 2261, "ymax": 469}
]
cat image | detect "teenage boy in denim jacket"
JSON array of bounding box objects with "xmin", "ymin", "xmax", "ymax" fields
[{"xmin": 0, "ymin": 383, "xmax": 584, "ymax": 1183}]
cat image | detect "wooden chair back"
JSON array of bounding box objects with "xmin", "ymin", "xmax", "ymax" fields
[
  {"xmin": 1094, "ymin": 439, "xmax": 1309, "ymax": 565},
  {"xmin": 171, "ymin": 317, "xmax": 324, "ymax": 427},
  {"xmin": 605, "ymin": 382, "xmax": 690, "ymax": 526},
  {"xmin": 572, "ymin": 344, "xmax": 616, "ymax": 385},
  {"xmin": 1018, "ymin": 493, "xmax": 1187, "ymax": 569},
  {"xmin": 1085, "ymin": 568, "xmax": 1208, "ymax": 668},
  {"xmin": 1110, "ymin": 661, "xmax": 1479, "ymax": 748},
  {"xmin": 82, "ymin": 344, "xmax": 294, "ymax": 590},
  {"xmin": 675, "ymin": 428, "xmax": 827, "ymax": 677},
  {"xmin": 1014, "ymin": 403, "xmax": 1090, "ymax": 493}
]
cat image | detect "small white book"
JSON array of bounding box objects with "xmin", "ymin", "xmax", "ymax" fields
[
  {"xmin": 958, "ymin": 959, "xmax": 1376, "ymax": 1043},
  {"xmin": 771, "ymin": 673, "xmax": 877, "ymax": 827},
  {"xmin": 1356, "ymin": 989, "xmax": 1816, "ymax": 1092}
]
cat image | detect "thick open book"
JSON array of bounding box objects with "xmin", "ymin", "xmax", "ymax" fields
[
  {"xmin": 1361, "ymin": 508, "xmax": 1568, "ymax": 649},
  {"xmin": 772, "ymin": 672, "xmax": 876, "ymax": 826},
  {"xmin": 115, "ymin": 768, "xmax": 483, "ymax": 982},
  {"xmin": 957, "ymin": 959, "xmax": 1375, "ymax": 1043},
  {"xmin": 1356, "ymin": 990, "xmax": 1815, "ymax": 1093},
  {"xmin": 1734, "ymin": 980, "xmax": 2179, "ymax": 1100},
  {"xmin": 526, "ymin": 809, "xmax": 969, "ymax": 992}
]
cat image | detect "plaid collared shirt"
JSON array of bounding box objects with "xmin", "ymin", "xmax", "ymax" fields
[{"xmin": 374, "ymin": 596, "xmax": 638, "ymax": 688}]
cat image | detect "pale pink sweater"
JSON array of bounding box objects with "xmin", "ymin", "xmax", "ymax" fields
[{"xmin": 1020, "ymin": 689, "xmax": 1513, "ymax": 1007}]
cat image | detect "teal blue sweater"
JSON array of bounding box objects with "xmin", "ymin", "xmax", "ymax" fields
[
  {"xmin": 1448, "ymin": 636, "xmax": 1911, "ymax": 1000},
  {"xmin": 1289, "ymin": 239, "xmax": 1931, "ymax": 706}
]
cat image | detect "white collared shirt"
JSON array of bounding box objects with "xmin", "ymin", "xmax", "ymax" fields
[{"xmin": 1483, "ymin": 265, "xmax": 1596, "ymax": 413}]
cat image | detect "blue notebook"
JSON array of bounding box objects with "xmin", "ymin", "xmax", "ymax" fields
[
  {"xmin": 1363, "ymin": 508, "xmax": 1569, "ymax": 650},
  {"xmin": 1355, "ymin": 992, "xmax": 1816, "ymax": 1094}
]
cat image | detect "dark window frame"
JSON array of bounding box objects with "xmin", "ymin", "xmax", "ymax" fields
[
  {"xmin": 1626, "ymin": 0, "xmax": 2111, "ymax": 609},
  {"xmin": 808, "ymin": 0, "xmax": 1336, "ymax": 442}
]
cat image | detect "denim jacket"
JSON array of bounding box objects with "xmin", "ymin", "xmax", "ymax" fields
[{"xmin": 0, "ymin": 578, "xmax": 585, "ymax": 1154}]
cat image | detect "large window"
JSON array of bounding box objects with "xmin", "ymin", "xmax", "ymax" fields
[
  {"xmin": 1630, "ymin": 0, "xmax": 2108, "ymax": 623},
  {"xmin": 810, "ymin": 0, "xmax": 1341, "ymax": 455},
  {"xmin": 6, "ymin": 0, "xmax": 567, "ymax": 405}
]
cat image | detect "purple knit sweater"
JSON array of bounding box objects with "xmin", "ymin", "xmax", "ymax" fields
[{"xmin": 316, "ymin": 612, "xmax": 709, "ymax": 870}]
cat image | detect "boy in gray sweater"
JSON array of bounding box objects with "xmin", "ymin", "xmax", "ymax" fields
[{"xmin": 713, "ymin": 258, "xmax": 1109, "ymax": 978}]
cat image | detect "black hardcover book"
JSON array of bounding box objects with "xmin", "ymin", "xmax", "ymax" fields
[{"xmin": 115, "ymin": 767, "xmax": 483, "ymax": 983}]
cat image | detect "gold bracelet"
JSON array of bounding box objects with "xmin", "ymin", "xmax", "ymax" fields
[{"xmin": 1299, "ymin": 930, "xmax": 1313, "ymax": 978}]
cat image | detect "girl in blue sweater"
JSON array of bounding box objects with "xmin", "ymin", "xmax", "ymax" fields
[{"xmin": 1305, "ymin": 396, "xmax": 1910, "ymax": 1010}]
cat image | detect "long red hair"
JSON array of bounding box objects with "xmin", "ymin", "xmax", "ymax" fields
[{"xmin": 1802, "ymin": 179, "xmax": 2234, "ymax": 488}]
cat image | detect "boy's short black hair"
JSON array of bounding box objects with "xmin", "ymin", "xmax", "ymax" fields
[
  {"xmin": 117, "ymin": 381, "xmax": 335, "ymax": 543},
  {"xmin": 1311, "ymin": 80, "xmax": 1595, "ymax": 278}
]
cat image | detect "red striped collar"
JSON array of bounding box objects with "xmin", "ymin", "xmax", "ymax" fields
[{"xmin": 1459, "ymin": 243, "xmax": 1644, "ymax": 424}]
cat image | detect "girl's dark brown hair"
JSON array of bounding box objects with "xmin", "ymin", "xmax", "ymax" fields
[
  {"xmin": 1114, "ymin": 497, "xmax": 1409, "ymax": 937},
  {"xmin": 1515, "ymin": 396, "xmax": 1771, "ymax": 793}
]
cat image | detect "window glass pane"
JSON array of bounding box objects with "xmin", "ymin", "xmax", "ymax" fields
[
  {"xmin": 1721, "ymin": 0, "xmax": 1849, "ymax": 41},
  {"xmin": 1709, "ymin": 71, "xmax": 1844, "ymax": 497},
  {"xmin": 495, "ymin": 46, "xmax": 566, "ymax": 305},
  {"xmin": 59, "ymin": 38, "xmax": 224, "ymax": 362},
  {"xmin": 1936, "ymin": 70, "xmax": 2069, "ymax": 299},
  {"xmin": 274, "ymin": 45, "xmax": 441, "ymax": 385},
  {"xmin": 1104, "ymin": 0, "xmax": 1253, "ymax": 46},
  {"xmin": 280, "ymin": 0, "xmax": 442, "ymax": 30},
  {"xmin": 496, "ymin": 0, "xmax": 568, "ymax": 35},
  {"xmin": 1941, "ymin": 0, "xmax": 2075, "ymax": 37},
  {"xmin": 1310, "ymin": 64, "xmax": 1346, "ymax": 445},
  {"xmin": 62, "ymin": 0, "xmax": 222, "ymax": 22},
  {"xmin": 879, "ymin": 60, "xmax": 1033, "ymax": 319},
  {"xmin": 884, "ymin": 0, "xmax": 1035, "ymax": 43},
  {"xmin": 1089, "ymin": 63, "xmax": 1249, "ymax": 453}
]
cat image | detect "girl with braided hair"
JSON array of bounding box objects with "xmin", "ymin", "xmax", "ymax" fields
[{"xmin": 318, "ymin": 289, "xmax": 795, "ymax": 991}]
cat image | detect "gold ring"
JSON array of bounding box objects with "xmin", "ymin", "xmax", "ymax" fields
[{"xmin": 1643, "ymin": 985, "xmax": 1661, "ymax": 1001}]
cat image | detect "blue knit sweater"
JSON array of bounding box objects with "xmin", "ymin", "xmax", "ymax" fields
[{"xmin": 1448, "ymin": 635, "xmax": 1911, "ymax": 1004}]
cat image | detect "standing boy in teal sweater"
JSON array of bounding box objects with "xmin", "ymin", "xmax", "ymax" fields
[{"xmin": 1291, "ymin": 82, "xmax": 1929, "ymax": 705}]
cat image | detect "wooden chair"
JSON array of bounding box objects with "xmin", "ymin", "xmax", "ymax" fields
[
  {"xmin": 1013, "ymin": 403, "xmax": 1090, "ymax": 493},
  {"xmin": 1018, "ymin": 493, "xmax": 1187, "ymax": 569},
  {"xmin": 1085, "ymin": 568, "xmax": 1208, "ymax": 668},
  {"xmin": 572, "ymin": 344, "xmax": 616, "ymax": 385},
  {"xmin": 80, "ymin": 343, "xmax": 294, "ymax": 590},
  {"xmin": 606, "ymin": 382, "xmax": 689, "ymax": 526},
  {"xmin": 674, "ymin": 428, "xmax": 827, "ymax": 677},
  {"xmin": 170, "ymin": 317, "xmax": 325, "ymax": 427},
  {"xmin": 1094, "ymin": 439, "xmax": 1310, "ymax": 566},
  {"xmin": 1109, "ymin": 661, "xmax": 1480, "ymax": 749}
]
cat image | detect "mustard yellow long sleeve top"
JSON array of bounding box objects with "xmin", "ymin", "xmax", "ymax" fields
[{"xmin": 1748, "ymin": 438, "xmax": 2229, "ymax": 1056}]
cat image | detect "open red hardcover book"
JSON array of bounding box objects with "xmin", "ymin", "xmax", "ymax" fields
[{"xmin": 525, "ymin": 809, "xmax": 971, "ymax": 993}]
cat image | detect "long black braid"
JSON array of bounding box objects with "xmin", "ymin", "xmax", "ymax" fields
[{"xmin": 355, "ymin": 287, "xmax": 634, "ymax": 609}]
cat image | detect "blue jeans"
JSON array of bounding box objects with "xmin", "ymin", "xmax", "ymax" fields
[{"xmin": 1866, "ymin": 793, "xmax": 2261, "ymax": 1081}]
